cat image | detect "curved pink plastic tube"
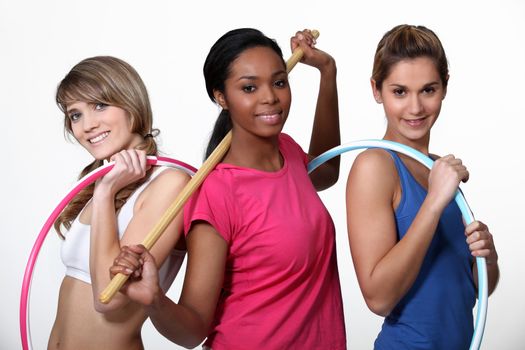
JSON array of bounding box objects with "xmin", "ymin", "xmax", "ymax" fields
[{"xmin": 20, "ymin": 156, "xmax": 196, "ymax": 350}]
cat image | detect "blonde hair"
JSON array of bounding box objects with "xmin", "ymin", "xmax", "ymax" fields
[
  {"xmin": 54, "ymin": 56, "xmax": 158, "ymax": 237},
  {"xmin": 372, "ymin": 24, "xmax": 449, "ymax": 90}
]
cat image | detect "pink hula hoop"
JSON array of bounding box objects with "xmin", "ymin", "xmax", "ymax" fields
[{"xmin": 20, "ymin": 156, "xmax": 196, "ymax": 350}]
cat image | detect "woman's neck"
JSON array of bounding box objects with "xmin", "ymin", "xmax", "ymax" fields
[
  {"xmin": 224, "ymin": 131, "xmax": 283, "ymax": 172},
  {"xmin": 383, "ymin": 130, "xmax": 431, "ymax": 156}
]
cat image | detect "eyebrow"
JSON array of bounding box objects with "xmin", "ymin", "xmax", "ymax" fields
[
  {"xmin": 387, "ymin": 81, "xmax": 440, "ymax": 89},
  {"xmin": 236, "ymin": 70, "xmax": 287, "ymax": 82},
  {"xmin": 66, "ymin": 107, "xmax": 79, "ymax": 114}
]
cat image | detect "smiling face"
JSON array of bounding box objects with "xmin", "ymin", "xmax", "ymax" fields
[
  {"xmin": 373, "ymin": 56, "xmax": 447, "ymax": 147},
  {"xmin": 67, "ymin": 101, "xmax": 143, "ymax": 160},
  {"xmin": 214, "ymin": 46, "xmax": 291, "ymax": 141}
]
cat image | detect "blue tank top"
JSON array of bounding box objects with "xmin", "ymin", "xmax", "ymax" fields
[{"xmin": 374, "ymin": 151, "xmax": 476, "ymax": 350}]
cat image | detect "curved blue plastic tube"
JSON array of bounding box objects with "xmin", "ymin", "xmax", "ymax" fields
[{"xmin": 307, "ymin": 139, "xmax": 487, "ymax": 350}]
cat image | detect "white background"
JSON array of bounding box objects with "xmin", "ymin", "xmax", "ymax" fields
[{"xmin": 1, "ymin": 0, "xmax": 524, "ymax": 349}]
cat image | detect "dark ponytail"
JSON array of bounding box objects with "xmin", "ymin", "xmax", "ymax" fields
[
  {"xmin": 203, "ymin": 28, "xmax": 284, "ymax": 160},
  {"xmin": 205, "ymin": 110, "xmax": 232, "ymax": 159}
]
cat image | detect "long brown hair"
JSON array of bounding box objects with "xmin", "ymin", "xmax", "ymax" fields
[
  {"xmin": 372, "ymin": 24, "xmax": 449, "ymax": 91},
  {"xmin": 54, "ymin": 56, "xmax": 158, "ymax": 238}
]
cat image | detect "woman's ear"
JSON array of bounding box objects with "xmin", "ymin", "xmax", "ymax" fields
[
  {"xmin": 213, "ymin": 89, "xmax": 228, "ymax": 110},
  {"xmin": 371, "ymin": 79, "xmax": 382, "ymax": 104}
]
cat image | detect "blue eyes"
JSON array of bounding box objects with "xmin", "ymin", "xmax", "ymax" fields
[
  {"xmin": 69, "ymin": 112, "xmax": 81, "ymax": 122},
  {"xmin": 68, "ymin": 102, "xmax": 109, "ymax": 122},
  {"xmin": 94, "ymin": 102, "xmax": 108, "ymax": 110}
]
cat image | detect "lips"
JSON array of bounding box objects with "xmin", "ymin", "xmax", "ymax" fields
[
  {"xmin": 404, "ymin": 117, "xmax": 426, "ymax": 127},
  {"xmin": 256, "ymin": 110, "xmax": 283, "ymax": 125},
  {"xmin": 88, "ymin": 131, "xmax": 109, "ymax": 144}
]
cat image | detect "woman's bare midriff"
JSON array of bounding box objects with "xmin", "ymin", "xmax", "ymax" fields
[{"xmin": 48, "ymin": 276, "xmax": 147, "ymax": 350}]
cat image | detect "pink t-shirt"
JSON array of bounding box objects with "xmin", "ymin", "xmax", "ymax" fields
[{"xmin": 184, "ymin": 133, "xmax": 346, "ymax": 349}]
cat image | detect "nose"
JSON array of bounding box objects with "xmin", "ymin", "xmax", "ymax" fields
[
  {"xmin": 408, "ymin": 93, "xmax": 424, "ymax": 116},
  {"xmin": 260, "ymin": 84, "xmax": 279, "ymax": 104},
  {"xmin": 82, "ymin": 112, "xmax": 99, "ymax": 131}
]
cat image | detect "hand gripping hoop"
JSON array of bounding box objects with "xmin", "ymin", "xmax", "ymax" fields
[
  {"xmin": 19, "ymin": 156, "xmax": 196, "ymax": 350},
  {"xmin": 307, "ymin": 139, "xmax": 487, "ymax": 350}
]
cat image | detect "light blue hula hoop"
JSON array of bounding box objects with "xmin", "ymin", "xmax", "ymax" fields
[{"xmin": 307, "ymin": 139, "xmax": 488, "ymax": 350}]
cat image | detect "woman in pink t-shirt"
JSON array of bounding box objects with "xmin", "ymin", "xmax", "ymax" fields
[{"xmin": 112, "ymin": 28, "xmax": 346, "ymax": 349}]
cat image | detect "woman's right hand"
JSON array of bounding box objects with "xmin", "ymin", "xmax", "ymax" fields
[
  {"xmin": 110, "ymin": 244, "xmax": 161, "ymax": 306},
  {"xmin": 427, "ymin": 154, "xmax": 469, "ymax": 211},
  {"xmin": 96, "ymin": 149, "xmax": 149, "ymax": 196}
]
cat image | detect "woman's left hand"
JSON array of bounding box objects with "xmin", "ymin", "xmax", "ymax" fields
[{"xmin": 465, "ymin": 220, "xmax": 498, "ymax": 265}]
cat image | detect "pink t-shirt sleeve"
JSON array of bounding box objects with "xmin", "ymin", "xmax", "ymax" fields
[{"xmin": 183, "ymin": 171, "xmax": 236, "ymax": 244}]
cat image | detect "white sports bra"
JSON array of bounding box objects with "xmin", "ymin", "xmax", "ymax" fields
[{"xmin": 60, "ymin": 166, "xmax": 185, "ymax": 292}]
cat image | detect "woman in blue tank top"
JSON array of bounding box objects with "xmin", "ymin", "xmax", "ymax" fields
[{"xmin": 345, "ymin": 24, "xmax": 500, "ymax": 349}]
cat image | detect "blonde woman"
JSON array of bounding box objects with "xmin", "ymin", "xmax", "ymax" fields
[{"xmin": 48, "ymin": 56, "xmax": 190, "ymax": 350}]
